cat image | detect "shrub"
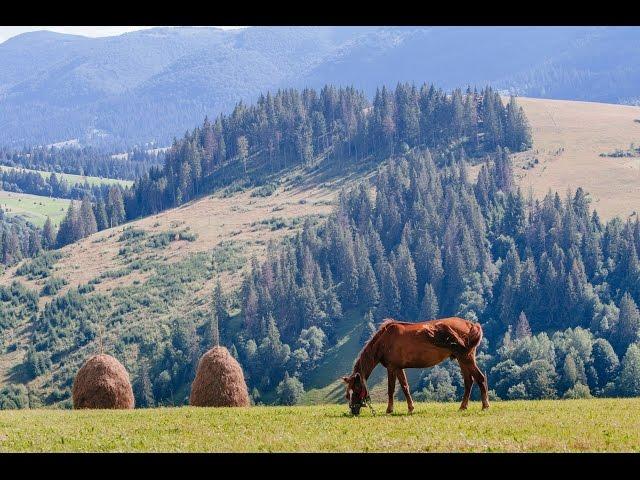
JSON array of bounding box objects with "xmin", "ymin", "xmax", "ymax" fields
[
  {"xmin": 41, "ymin": 277, "xmax": 68, "ymax": 296},
  {"xmin": 276, "ymin": 372, "xmax": 304, "ymax": 405}
]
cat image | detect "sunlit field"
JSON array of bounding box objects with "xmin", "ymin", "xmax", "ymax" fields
[{"xmin": 1, "ymin": 399, "xmax": 638, "ymax": 452}]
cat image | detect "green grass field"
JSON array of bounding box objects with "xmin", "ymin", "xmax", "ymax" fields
[
  {"xmin": 0, "ymin": 399, "xmax": 638, "ymax": 452},
  {"xmin": 0, "ymin": 191, "xmax": 70, "ymax": 227},
  {"xmin": 0, "ymin": 165, "xmax": 133, "ymax": 187}
]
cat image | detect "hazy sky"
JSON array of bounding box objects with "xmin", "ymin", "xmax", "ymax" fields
[{"xmin": 0, "ymin": 26, "xmax": 247, "ymax": 44}]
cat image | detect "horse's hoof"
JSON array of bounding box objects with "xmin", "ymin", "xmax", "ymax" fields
[
  {"xmin": 408, "ymin": 408, "xmax": 414, "ymax": 415},
  {"xmin": 482, "ymin": 404, "xmax": 490, "ymax": 410},
  {"xmin": 459, "ymin": 406, "xmax": 468, "ymax": 411},
  {"xmin": 386, "ymin": 408, "xmax": 393, "ymax": 414}
]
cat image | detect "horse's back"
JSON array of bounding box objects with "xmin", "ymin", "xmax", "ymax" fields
[{"xmin": 383, "ymin": 317, "xmax": 482, "ymax": 355}]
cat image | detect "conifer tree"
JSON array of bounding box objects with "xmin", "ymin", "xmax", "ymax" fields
[
  {"xmin": 42, "ymin": 216, "xmax": 56, "ymax": 250},
  {"xmin": 419, "ymin": 283, "xmax": 439, "ymax": 320},
  {"xmin": 79, "ymin": 196, "xmax": 97, "ymax": 237},
  {"xmin": 515, "ymin": 311, "xmax": 532, "ymax": 339},
  {"xmin": 94, "ymin": 198, "xmax": 109, "ymax": 231},
  {"xmin": 613, "ymin": 293, "xmax": 640, "ymax": 354}
]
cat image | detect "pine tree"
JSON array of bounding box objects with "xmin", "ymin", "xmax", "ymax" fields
[
  {"xmin": 56, "ymin": 201, "xmax": 80, "ymax": 248},
  {"xmin": 79, "ymin": 196, "xmax": 97, "ymax": 237},
  {"xmin": 617, "ymin": 343, "xmax": 640, "ymax": 396},
  {"xmin": 360, "ymin": 310, "xmax": 377, "ymax": 346},
  {"xmin": 27, "ymin": 229, "xmax": 41, "ymax": 257},
  {"xmin": 613, "ymin": 293, "xmax": 640, "ymax": 354},
  {"xmin": 213, "ymin": 280, "xmax": 228, "ymax": 324},
  {"xmin": 107, "ymin": 186, "xmax": 126, "ymax": 227},
  {"xmin": 135, "ymin": 360, "xmax": 155, "ymax": 408},
  {"xmin": 395, "ymin": 240, "xmax": 418, "ymax": 319},
  {"xmin": 515, "ymin": 311, "xmax": 532, "ymax": 339},
  {"xmin": 42, "ymin": 216, "xmax": 56, "ymax": 250},
  {"xmin": 419, "ymin": 283, "xmax": 439, "ymax": 320},
  {"xmin": 94, "ymin": 198, "xmax": 109, "ymax": 231},
  {"xmin": 592, "ymin": 338, "xmax": 619, "ymax": 389},
  {"xmin": 561, "ymin": 353, "xmax": 579, "ymax": 392},
  {"xmin": 210, "ymin": 294, "xmax": 220, "ymax": 348},
  {"xmin": 237, "ymin": 136, "xmax": 249, "ymax": 174}
]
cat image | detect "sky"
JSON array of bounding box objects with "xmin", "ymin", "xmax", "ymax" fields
[{"xmin": 0, "ymin": 26, "xmax": 247, "ymax": 44}]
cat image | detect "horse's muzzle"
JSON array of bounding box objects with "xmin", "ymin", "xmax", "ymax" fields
[{"xmin": 349, "ymin": 403, "xmax": 363, "ymax": 416}]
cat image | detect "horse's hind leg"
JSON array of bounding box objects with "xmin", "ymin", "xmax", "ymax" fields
[
  {"xmin": 457, "ymin": 359, "xmax": 473, "ymax": 411},
  {"xmin": 396, "ymin": 369, "xmax": 414, "ymax": 414},
  {"xmin": 470, "ymin": 360, "xmax": 490, "ymax": 410},
  {"xmin": 386, "ymin": 368, "xmax": 396, "ymax": 414}
]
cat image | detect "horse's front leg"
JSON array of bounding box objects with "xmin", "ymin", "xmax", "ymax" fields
[
  {"xmin": 386, "ymin": 368, "xmax": 396, "ymax": 414},
  {"xmin": 396, "ymin": 368, "xmax": 414, "ymax": 414}
]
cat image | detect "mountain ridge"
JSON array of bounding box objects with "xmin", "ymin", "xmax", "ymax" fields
[{"xmin": 2, "ymin": 26, "xmax": 640, "ymax": 150}]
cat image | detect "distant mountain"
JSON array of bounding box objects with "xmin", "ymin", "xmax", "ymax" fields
[{"xmin": 1, "ymin": 26, "xmax": 639, "ymax": 149}]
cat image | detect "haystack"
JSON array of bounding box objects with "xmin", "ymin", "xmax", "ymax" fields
[
  {"xmin": 72, "ymin": 354, "xmax": 135, "ymax": 409},
  {"xmin": 190, "ymin": 346, "xmax": 250, "ymax": 407}
]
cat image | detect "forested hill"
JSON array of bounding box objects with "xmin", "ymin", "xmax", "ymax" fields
[
  {"xmin": 125, "ymin": 84, "xmax": 531, "ymax": 220},
  {"xmin": 0, "ymin": 83, "xmax": 530, "ymax": 272},
  {"xmin": 2, "ymin": 26, "xmax": 639, "ymax": 149},
  {"xmin": 236, "ymin": 150, "xmax": 640, "ymax": 404}
]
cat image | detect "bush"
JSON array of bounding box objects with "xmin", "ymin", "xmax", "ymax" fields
[
  {"xmin": 251, "ymin": 183, "xmax": 278, "ymax": 197},
  {"xmin": 0, "ymin": 384, "xmax": 29, "ymax": 409},
  {"xmin": 118, "ymin": 228, "xmax": 146, "ymax": 242},
  {"xmin": 41, "ymin": 277, "xmax": 68, "ymax": 296},
  {"xmin": 16, "ymin": 251, "xmax": 63, "ymax": 280},
  {"xmin": 562, "ymin": 383, "xmax": 592, "ymax": 399},
  {"xmin": 146, "ymin": 231, "xmax": 178, "ymax": 248},
  {"xmin": 276, "ymin": 373, "xmax": 304, "ymax": 405},
  {"xmin": 178, "ymin": 231, "xmax": 198, "ymax": 242}
]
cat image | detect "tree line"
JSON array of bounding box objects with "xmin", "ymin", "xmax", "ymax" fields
[
  {"xmin": 124, "ymin": 84, "xmax": 531, "ymax": 219},
  {"xmin": 0, "ymin": 169, "xmax": 114, "ymax": 202},
  {"xmin": 0, "ymin": 146, "xmax": 163, "ymax": 181}
]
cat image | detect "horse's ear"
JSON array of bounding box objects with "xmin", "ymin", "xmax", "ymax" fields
[{"xmin": 354, "ymin": 372, "xmax": 361, "ymax": 385}]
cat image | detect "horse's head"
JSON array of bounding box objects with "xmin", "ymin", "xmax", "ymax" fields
[{"xmin": 341, "ymin": 372, "xmax": 368, "ymax": 416}]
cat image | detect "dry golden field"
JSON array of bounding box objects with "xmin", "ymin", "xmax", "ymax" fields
[{"xmin": 513, "ymin": 97, "xmax": 640, "ymax": 220}]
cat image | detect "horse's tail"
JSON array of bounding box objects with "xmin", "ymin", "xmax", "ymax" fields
[{"xmin": 466, "ymin": 322, "xmax": 483, "ymax": 351}]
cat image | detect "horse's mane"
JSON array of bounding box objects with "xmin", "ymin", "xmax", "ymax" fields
[{"xmin": 353, "ymin": 318, "xmax": 399, "ymax": 375}]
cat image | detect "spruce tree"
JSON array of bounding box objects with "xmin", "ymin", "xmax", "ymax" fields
[
  {"xmin": 515, "ymin": 311, "xmax": 532, "ymax": 339},
  {"xmin": 79, "ymin": 196, "xmax": 97, "ymax": 237},
  {"xmin": 42, "ymin": 217, "xmax": 56, "ymax": 249},
  {"xmin": 94, "ymin": 199, "xmax": 109, "ymax": 231},
  {"xmin": 617, "ymin": 343, "xmax": 640, "ymax": 396},
  {"xmin": 613, "ymin": 293, "xmax": 640, "ymax": 354},
  {"xmin": 419, "ymin": 283, "xmax": 439, "ymax": 320}
]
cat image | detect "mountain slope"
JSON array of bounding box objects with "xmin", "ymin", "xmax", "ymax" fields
[{"xmin": 1, "ymin": 97, "xmax": 639, "ymax": 407}]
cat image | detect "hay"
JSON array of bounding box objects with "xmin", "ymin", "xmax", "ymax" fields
[
  {"xmin": 72, "ymin": 354, "xmax": 135, "ymax": 409},
  {"xmin": 190, "ymin": 346, "xmax": 250, "ymax": 407}
]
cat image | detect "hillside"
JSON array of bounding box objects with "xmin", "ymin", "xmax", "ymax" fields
[
  {"xmin": 512, "ymin": 97, "xmax": 640, "ymax": 220},
  {"xmin": 0, "ymin": 160, "xmax": 376, "ymax": 404},
  {"xmin": 1, "ymin": 96, "xmax": 640, "ymax": 408},
  {"xmin": 2, "ymin": 27, "xmax": 640, "ymax": 149}
]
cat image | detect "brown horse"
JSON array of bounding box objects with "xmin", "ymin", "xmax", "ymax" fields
[{"xmin": 342, "ymin": 317, "xmax": 489, "ymax": 415}]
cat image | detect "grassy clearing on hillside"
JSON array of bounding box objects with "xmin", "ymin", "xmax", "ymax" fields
[
  {"xmin": 514, "ymin": 97, "xmax": 640, "ymax": 220},
  {"xmin": 0, "ymin": 165, "xmax": 133, "ymax": 187},
  {"xmin": 0, "ymin": 399, "xmax": 638, "ymax": 452},
  {"xmin": 0, "ymin": 191, "xmax": 70, "ymax": 227}
]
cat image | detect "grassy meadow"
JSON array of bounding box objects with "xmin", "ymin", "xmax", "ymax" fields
[
  {"xmin": 0, "ymin": 191, "xmax": 70, "ymax": 227},
  {"xmin": 0, "ymin": 165, "xmax": 133, "ymax": 188},
  {"xmin": 0, "ymin": 399, "xmax": 638, "ymax": 452}
]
